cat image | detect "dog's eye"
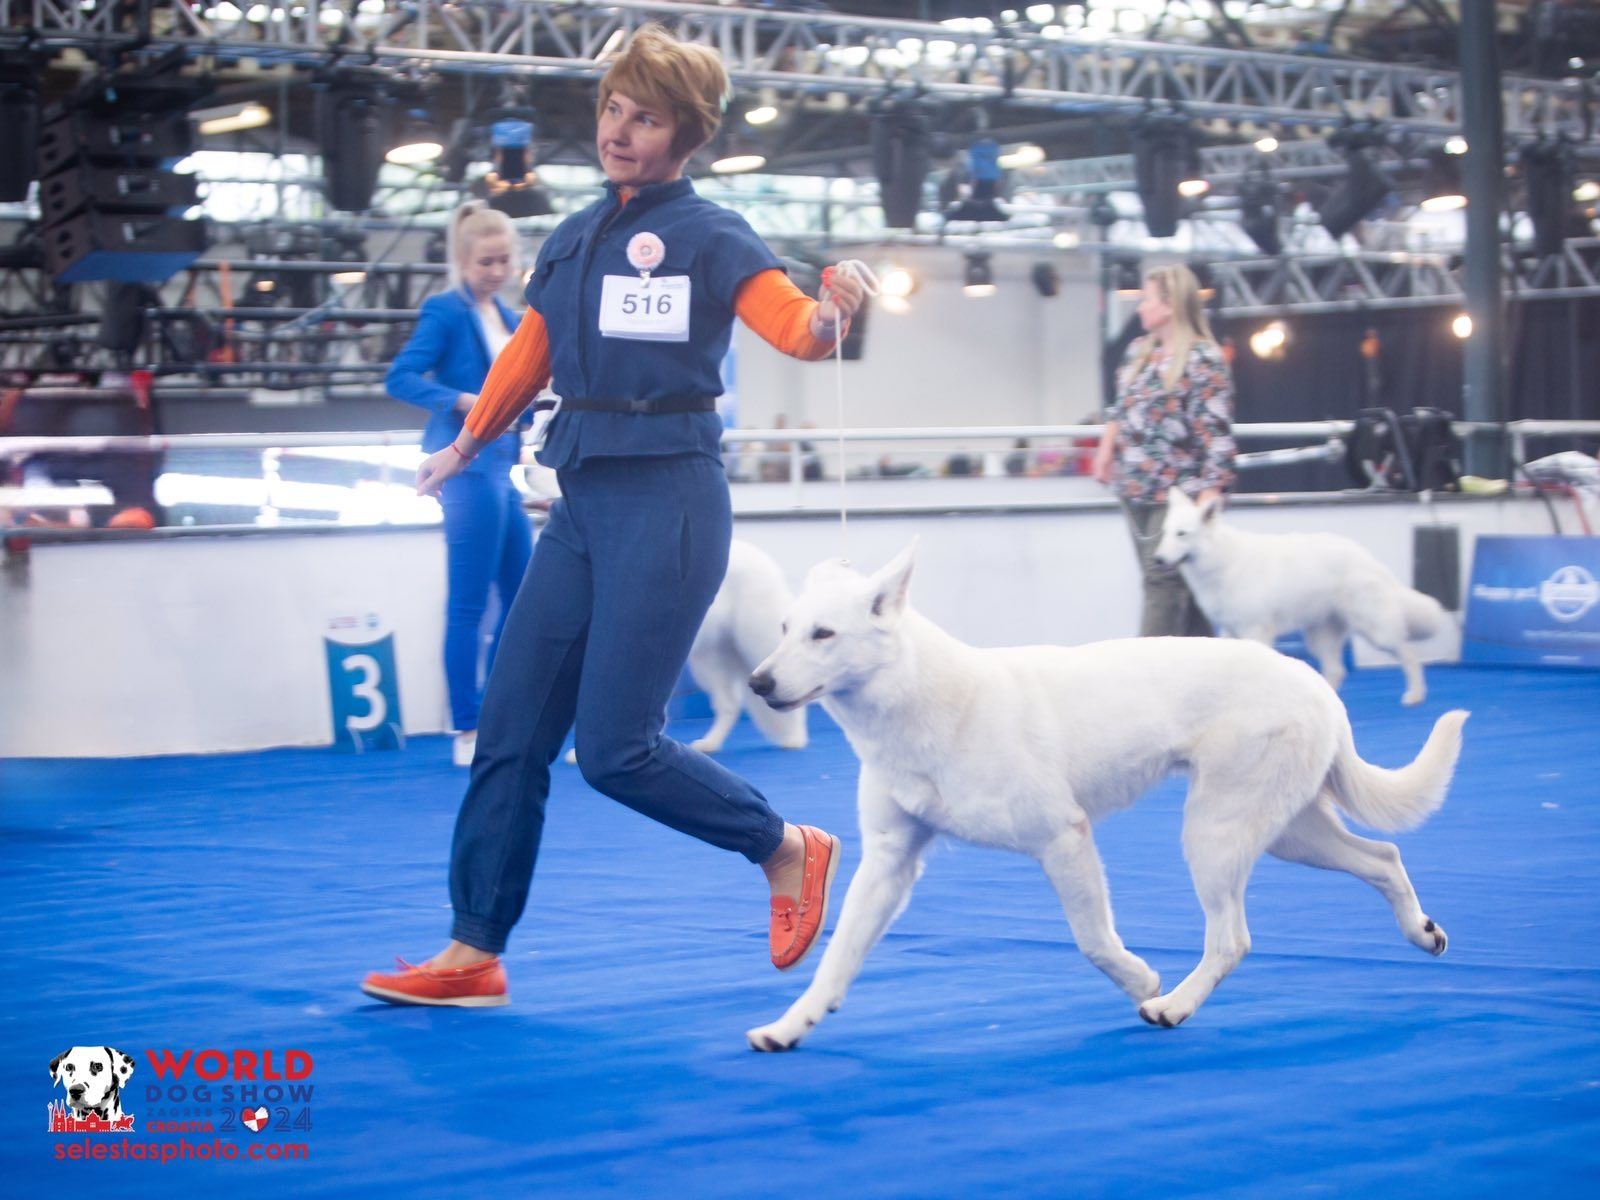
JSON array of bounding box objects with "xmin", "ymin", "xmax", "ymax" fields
[
  {"xmin": 811, "ymin": 627, "xmax": 835, "ymax": 641},
  {"xmin": 90, "ymin": 1062, "xmax": 102, "ymax": 1074}
]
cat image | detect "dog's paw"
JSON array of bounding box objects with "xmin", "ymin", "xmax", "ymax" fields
[
  {"xmin": 746, "ymin": 1020, "xmax": 806, "ymax": 1053},
  {"xmin": 1411, "ymin": 917, "xmax": 1447, "ymax": 956},
  {"xmin": 688, "ymin": 737, "xmax": 724, "ymax": 754},
  {"xmin": 563, "ymin": 748, "xmax": 578, "ymax": 765},
  {"xmin": 1131, "ymin": 967, "xmax": 1162, "ymax": 1004},
  {"xmin": 1401, "ymin": 688, "xmax": 1426, "ymax": 707},
  {"xmin": 1137, "ymin": 994, "xmax": 1193, "ymax": 1029},
  {"xmin": 776, "ymin": 737, "xmax": 809, "ymax": 751}
]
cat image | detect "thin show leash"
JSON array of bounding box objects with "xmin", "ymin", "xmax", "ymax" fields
[{"xmin": 818, "ymin": 261, "xmax": 881, "ymax": 564}]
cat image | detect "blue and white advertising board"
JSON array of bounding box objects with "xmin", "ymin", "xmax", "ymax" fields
[
  {"xmin": 1462, "ymin": 536, "xmax": 1600, "ymax": 668},
  {"xmin": 324, "ymin": 611, "xmax": 406, "ymax": 751}
]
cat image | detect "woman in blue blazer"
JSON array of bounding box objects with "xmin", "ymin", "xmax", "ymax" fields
[{"xmin": 387, "ymin": 203, "xmax": 532, "ymax": 766}]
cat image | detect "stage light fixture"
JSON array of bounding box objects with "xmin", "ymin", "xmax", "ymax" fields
[
  {"xmin": 1053, "ymin": 229, "xmax": 1081, "ymax": 249},
  {"xmin": 387, "ymin": 109, "xmax": 443, "ymax": 165},
  {"xmin": 1419, "ymin": 148, "xmax": 1465, "ymax": 212},
  {"xmin": 1316, "ymin": 124, "xmax": 1395, "ymax": 240},
  {"xmin": 870, "ymin": 99, "xmax": 932, "ymax": 229},
  {"xmin": 1249, "ymin": 321, "xmax": 1288, "ymax": 360},
  {"xmin": 998, "ymin": 143, "xmax": 1045, "ymax": 170},
  {"xmin": 1240, "ymin": 170, "xmax": 1284, "ymax": 256},
  {"xmin": 1132, "ymin": 111, "xmax": 1201, "ymax": 237},
  {"xmin": 944, "ymin": 138, "xmax": 1008, "ymax": 224},
  {"xmin": 482, "ymin": 119, "xmax": 552, "ymax": 217},
  {"xmin": 0, "ymin": 54, "xmax": 41, "ymax": 203},
  {"xmin": 962, "ymin": 251, "xmax": 996, "ymax": 298},
  {"xmin": 1112, "ymin": 257, "xmax": 1143, "ymax": 295},
  {"xmin": 1031, "ymin": 261, "xmax": 1061, "ymax": 297},
  {"xmin": 1520, "ymin": 138, "xmax": 1578, "ymax": 258},
  {"xmin": 879, "ymin": 265, "xmax": 918, "ymax": 298},
  {"xmin": 711, "ymin": 153, "xmax": 766, "ymax": 174},
  {"xmin": 1451, "ymin": 313, "xmax": 1472, "ymax": 339},
  {"xmin": 319, "ymin": 69, "xmax": 390, "ymax": 212},
  {"xmin": 193, "ymin": 101, "xmax": 271, "ymax": 136}
]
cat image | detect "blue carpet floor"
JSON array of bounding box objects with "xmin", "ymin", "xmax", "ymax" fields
[{"xmin": 3, "ymin": 665, "xmax": 1598, "ymax": 1198}]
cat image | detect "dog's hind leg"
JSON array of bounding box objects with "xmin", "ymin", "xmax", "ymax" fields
[
  {"xmin": 1352, "ymin": 611, "xmax": 1427, "ymax": 705},
  {"xmin": 1038, "ymin": 820, "xmax": 1160, "ymax": 1005},
  {"xmin": 748, "ymin": 797, "xmax": 935, "ymax": 1052},
  {"xmin": 686, "ymin": 642, "xmax": 745, "ymax": 754},
  {"xmin": 1268, "ymin": 796, "xmax": 1446, "ymax": 956},
  {"xmin": 1304, "ymin": 621, "xmax": 1349, "ymax": 691},
  {"xmin": 1139, "ymin": 798, "xmax": 1268, "ymax": 1029}
]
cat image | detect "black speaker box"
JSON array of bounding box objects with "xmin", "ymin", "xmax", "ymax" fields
[
  {"xmin": 39, "ymin": 164, "xmax": 200, "ymax": 222},
  {"xmin": 42, "ymin": 210, "xmax": 206, "ymax": 283},
  {"xmin": 37, "ymin": 110, "xmax": 193, "ymax": 178}
]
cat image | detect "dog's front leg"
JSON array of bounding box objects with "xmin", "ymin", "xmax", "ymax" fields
[
  {"xmin": 747, "ymin": 817, "xmax": 934, "ymax": 1052},
  {"xmin": 1039, "ymin": 820, "xmax": 1161, "ymax": 1005}
]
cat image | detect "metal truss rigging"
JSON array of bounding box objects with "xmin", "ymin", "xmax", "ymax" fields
[
  {"xmin": 1206, "ymin": 239, "xmax": 1600, "ymax": 317},
  {"xmin": 4, "ymin": 0, "xmax": 1591, "ymax": 139}
]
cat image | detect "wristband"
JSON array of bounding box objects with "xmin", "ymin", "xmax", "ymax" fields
[{"xmin": 448, "ymin": 443, "xmax": 474, "ymax": 464}]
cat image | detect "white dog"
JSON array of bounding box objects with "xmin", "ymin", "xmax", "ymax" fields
[
  {"xmin": 50, "ymin": 1046, "xmax": 136, "ymax": 1122},
  {"xmin": 744, "ymin": 542, "xmax": 1466, "ymax": 1051},
  {"xmin": 685, "ymin": 539, "xmax": 808, "ymax": 754},
  {"xmin": 566, "ymin": 539, "xmax": 805, "ymax": 763},
  {"xmin": 1153, "ymin": 490, "xmax": 1448, "ymax": 705}
]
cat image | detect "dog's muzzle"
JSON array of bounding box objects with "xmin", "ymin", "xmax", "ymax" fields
[{"xmin": 749, "ymin": 670, "xmax": 776, "ymax": 699}]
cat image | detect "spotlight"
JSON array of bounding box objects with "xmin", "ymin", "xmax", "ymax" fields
[
  {"xmin": 1254, "ymin": 135, "xmax": 1279, "ymax": 154},
  {"xmin": 1419, "ymin": 148, "xmax": 1465, "ymax": 212},
  {"xmin": 878, "ymin": 265, "xmax": 918, "ymax": 298},
  {"xmin": 193, "ymin": 101, "xmax": 271, "ymax": 136},
  {"xmin": 319, "ymin": 69, "xmax": 390, "ymax": 213},
  {"xmin": 998, "ymin": 143, "xmax": 1045, "ymax": 170},
  {"xmin": 1316, "ymin": 123, "xmax": 1394, "ymax": 240},
  {"xmin": 386, "ymin": 109, "xmax": 443, "ymax": 165},
  {"xmin": 944, "ymin": 139, "xmax": 1008, "ymax": 224},
  {"xmin": 870, "ymin": 99, "xmax": 932, "ymax": 229},
  {"xmin": 743, "ymin": 89, "xmax": 780, "ymax": 127},
  {"xmin": 1451, "ymin": 313, "xmax": 1472, "ymax": 339},
  {"xmin": 1053, "ymin": 229, "xmax": 1081, "ymax": 249},
  {"xmin": 963, "ymin": 251, "xmax": 996, "ymax": 298},
  {"xmin": 1030, "ymin": 261, "xmax": 1060, "ymax": 297},
  {"xmin": 482, "ymin": 119, "xmax": 552, "ymax": 217},
  {"xmin": 1444, "ymin": 135, "xmax": 1468, "ymax": 156},
  {"xmin": 1521, "ymin": 138, "xmax": 1579, "ymax": 258},
  {"xmin": 1575, "ymin": 181, "xmax": 1600, "ymax": 203},
  {"xmin": 711, "ymin": 153, "xmax": 766, "ymax": 174},
  {"xmin": 1132, "ymin": 111, "xmax": 1201, "ymax": 237},
  {"xmin": 1240, "ymin": 170, "xmax": 1283, "ymax": 256},
  {"xmin": 1249, "ymin": 321, "xmax": 1289, "ymax": 360}
]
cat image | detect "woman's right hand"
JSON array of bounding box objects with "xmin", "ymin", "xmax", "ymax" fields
[
  {"xmin": 417, "ymin": 445, "xmax": 469, "ymax": 497},
  {"xmin": 1091, "ymin": 439, "xmax": 1117, "ymax": 486}
]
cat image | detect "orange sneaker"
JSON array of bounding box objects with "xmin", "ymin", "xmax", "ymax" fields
[
  {"xmin": 360, "ymin": 957, "xmax": 509, "ymax": 1007},
  {"xmin": 769, "ymin": 825, "xmax": 842, "ymax": 971}
]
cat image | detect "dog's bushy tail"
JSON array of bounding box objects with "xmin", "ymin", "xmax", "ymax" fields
[
  {"xmin": 1327, "ymin": 710, "xmax": 1469, "ymax": 832},
  {"xmin": 1402, "ymin": 588, "xmax": 1447, "ymax": 640}
]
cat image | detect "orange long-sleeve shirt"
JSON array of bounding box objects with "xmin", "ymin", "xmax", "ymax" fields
[{"xmin": 462, "ymin": 268, "xmax": 843, "ymax": 445}]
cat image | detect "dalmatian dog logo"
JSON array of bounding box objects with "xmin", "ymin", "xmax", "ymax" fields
[{"xmin": 48, "ymin": 1046, "xmax": 137, "ymax": 1132}]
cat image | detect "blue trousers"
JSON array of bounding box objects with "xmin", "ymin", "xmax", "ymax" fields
[
  {"xmin": 448, "ymin": 453, "xmax": 788, "ymax": 953},
  {"xmin": 439, "ymin": 473, "xmax": 534, "ymax": 732}
]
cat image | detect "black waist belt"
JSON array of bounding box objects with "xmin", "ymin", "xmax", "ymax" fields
[{"xmin": 559, "ymin": 396, "xmax": 717, "ymax": 415}]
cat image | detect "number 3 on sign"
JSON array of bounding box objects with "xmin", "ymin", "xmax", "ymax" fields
[{"xmin": 599, "ymin": 275, "xmax": 690, "ymax": 342}]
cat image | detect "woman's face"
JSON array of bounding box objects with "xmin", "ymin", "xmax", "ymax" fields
[
  {"xmin": 1137, "ymin": 280, "xmax": 1174, "ymax": 337},
  {"xmin": 460, "ymin": 232, "xmax": 513, "ymax": 299},
  {"xmin": 597, "ymin": 90, "xmax": 683, "ymax": 188}
]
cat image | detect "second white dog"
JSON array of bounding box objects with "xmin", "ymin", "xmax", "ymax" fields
[
  {"xmin": 1153, "ymin": 489, "xmax": 1448, "ymax": 705},
  {"xmin": 744, "ymin": 542, "xmax": 1466, "ymax": 1051}
]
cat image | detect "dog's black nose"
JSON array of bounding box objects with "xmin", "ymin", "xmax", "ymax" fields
[
  {"xmin": 749, "ymin": 671, "xmax": 775, "ymax": 698},
  {"xmin": 69, "ymin": 1085, "xmax": 85, "ymax": 1097}
]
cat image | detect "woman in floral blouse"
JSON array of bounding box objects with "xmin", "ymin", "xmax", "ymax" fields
[{"xmin": 1092, "ymin": 264, "xmax": 1237, "ymax": 636}]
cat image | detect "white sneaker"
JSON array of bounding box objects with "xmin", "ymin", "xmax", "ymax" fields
[{"xmin": 452, "ymin": 731, "xmax": 477, "ymax": 767}]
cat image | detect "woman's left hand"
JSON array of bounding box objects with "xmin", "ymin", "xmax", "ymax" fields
[{"xmin": 816, "ymin": 264, "xmax": 868, "ymax": 329}]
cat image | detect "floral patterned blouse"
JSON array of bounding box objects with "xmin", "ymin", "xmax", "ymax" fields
[{"xmin": 1107, "ymin": 335, "xmax": 1237, "ymax": 504}]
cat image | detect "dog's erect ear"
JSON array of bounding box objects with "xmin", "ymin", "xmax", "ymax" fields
[
  {"xmin": 1198, "ymin": 494, "xmax": 1223, "ymax": 524},
  {"xmin": 49, "ymin": 1051, "xmax": 66, "ymax": 1081},
  {"xmin": 110, "ymin": 1048, "xmax": 134, "ymax": 1085},
  {"xmin": 869, "ymin": 539, "xmax": 918, "ymax": 619},
  {"xmin": 1168, "ymin": 488, "xmax": 1195, "ymax": 510}
]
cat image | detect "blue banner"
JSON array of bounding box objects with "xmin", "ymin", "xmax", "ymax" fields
[
  {"xmin": 1462, "ymin": 535, "xmax": 1600, "ymax": 668},
  {"xmin": 324, "ymin": 633, "xmax": 405, "ymax": 751}
]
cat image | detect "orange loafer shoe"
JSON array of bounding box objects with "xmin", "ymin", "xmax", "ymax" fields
[
  {"xmin": 769, "ymin": 825, "xmax": 842, "ymax": 971},
  {"xmin": 360, "ymin": 957, "xmax": 509, "ymax": 1007}
]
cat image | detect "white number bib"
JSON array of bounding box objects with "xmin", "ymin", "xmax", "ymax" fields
[{"xmin": 598, "ymin": 275, "xmax": 691, "ymax": 342}]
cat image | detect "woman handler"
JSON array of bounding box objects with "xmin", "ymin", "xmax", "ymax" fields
[{"xmin": 362, "ymin": 26, "xmax": 867, "ymax": 1006}]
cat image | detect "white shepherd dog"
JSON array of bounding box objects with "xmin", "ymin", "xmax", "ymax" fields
[
  {"xmin": 685, "ymin": 539, "xmax": 808, "ymax": 754},
  {"xmin": 744, "ymin": 542, "xmax": 1466, "ymax": 1051},
  {"xmin": 1154, "ymin": 490, "xmax": 1449, "ymax": 706}
]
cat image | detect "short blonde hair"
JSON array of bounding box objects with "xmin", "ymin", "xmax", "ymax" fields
[
  {"xmin": 597, "ymin": 25, "xmax": 728, "ymax": 160},
  {"xmin": 446, "ymin": 201, "xmax": 517, "ymax": 290}
]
